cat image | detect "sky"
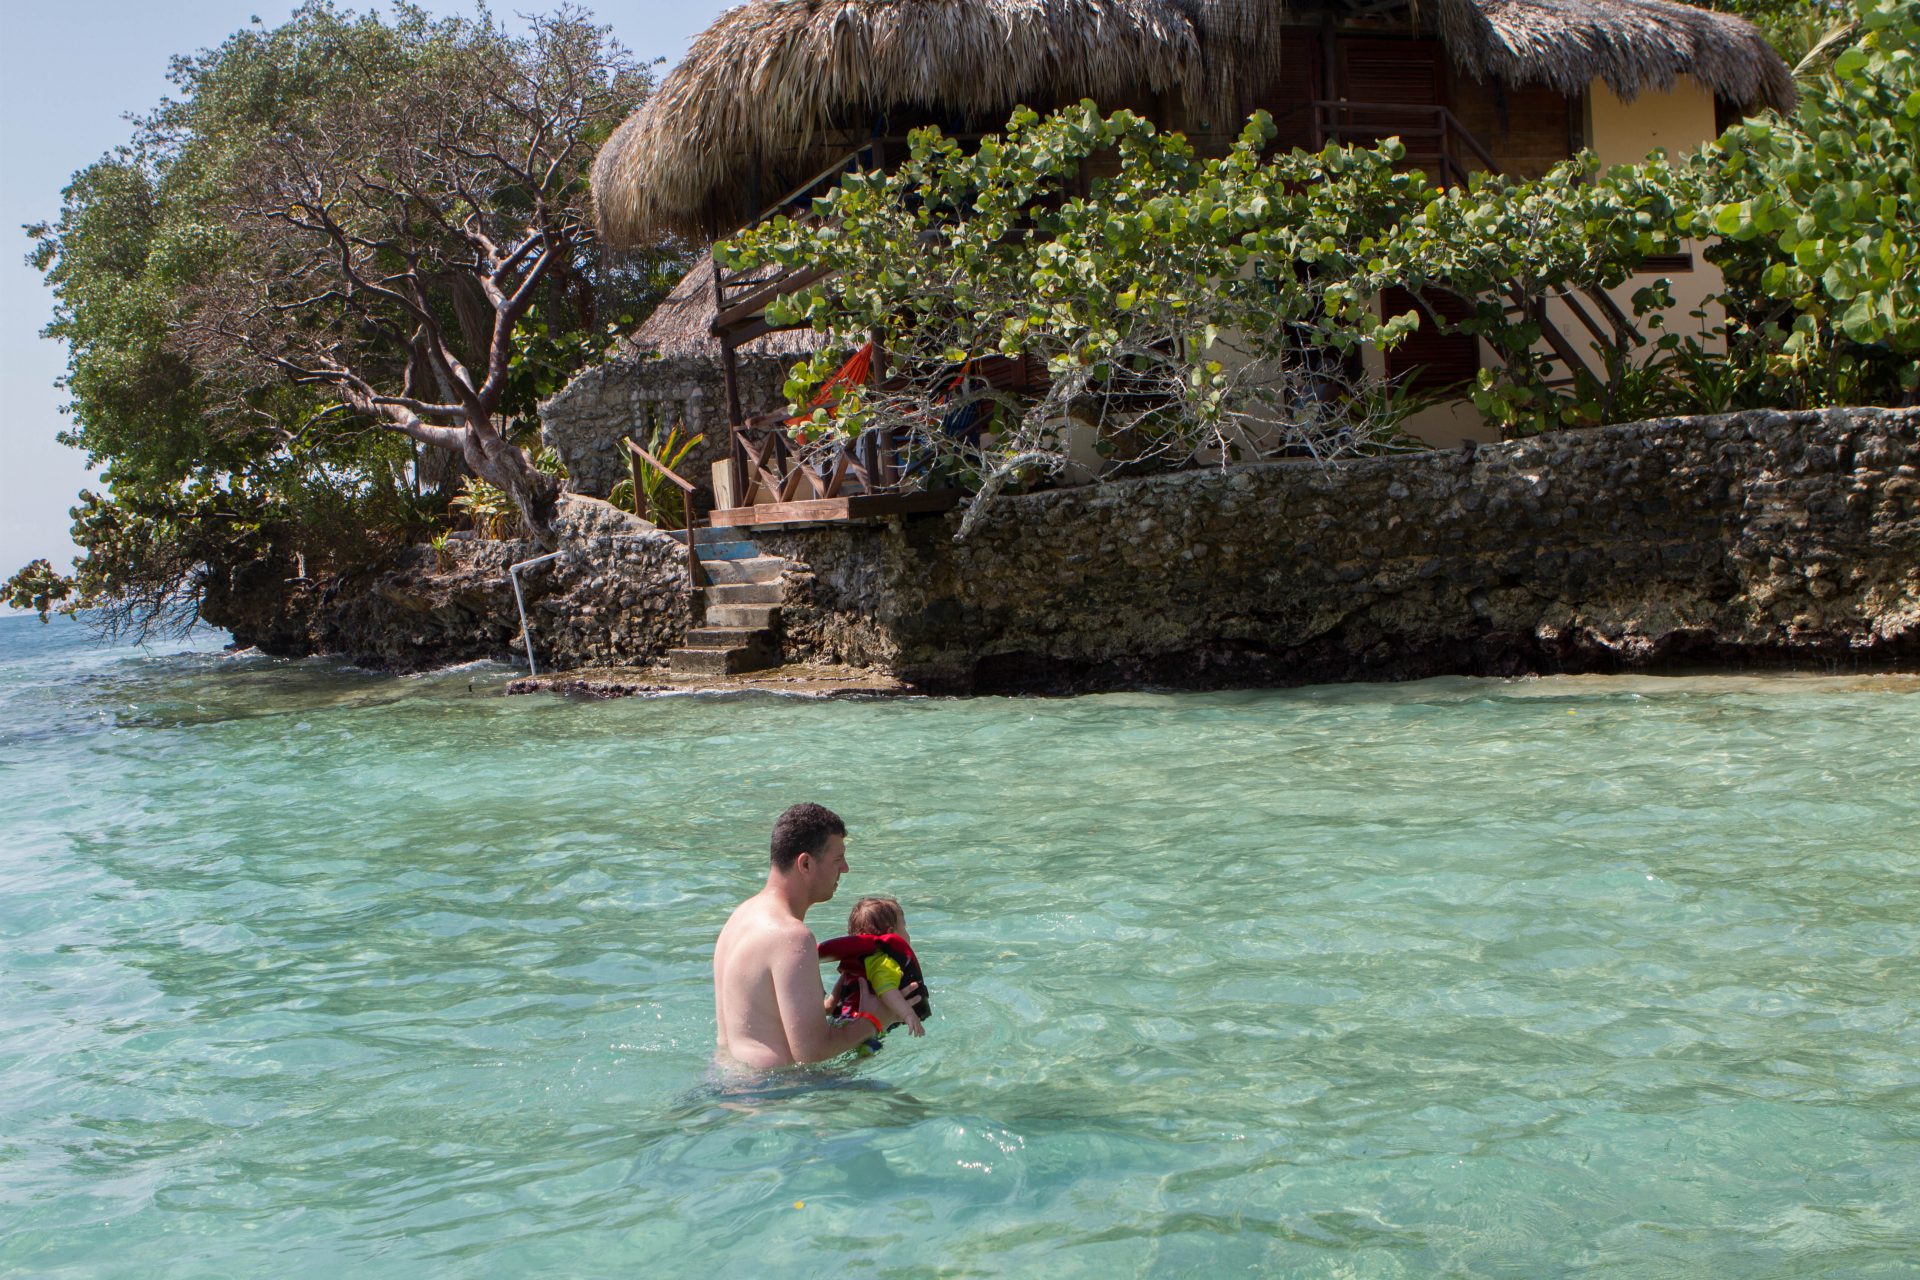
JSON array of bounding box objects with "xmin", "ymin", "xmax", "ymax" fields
[{"xmin": 0, "ymin": 0, "xmax": 732, "ymax": 601}]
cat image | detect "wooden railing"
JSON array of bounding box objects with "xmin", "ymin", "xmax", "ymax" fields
[
  {"xmin": 1309, "ymin": 101, "xmax": 1498, "ymax": 189},
  {"xmin": 731, "ymin": 423, "xmax": 905, "ymax": 507},
  {"xmin": 623, "ymin": 438, "xmax": 707, "ymax": 609},
  {"xmin": 711, "ymin": 134, "xmax": 987, "ymax": 345},
  {"xmin": 710, "ymin": 148, "xmax": 881, "ymax": 344}
]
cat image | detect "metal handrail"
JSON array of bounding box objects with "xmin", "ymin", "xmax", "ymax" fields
[{"xmin": 507, "ymin": 550, "xmax": 565, "ymax": 676}]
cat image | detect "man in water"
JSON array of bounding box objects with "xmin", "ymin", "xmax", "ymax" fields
[{"xmin": 713, "ymin": 802, "xmax": 901, "ymax": 1069}]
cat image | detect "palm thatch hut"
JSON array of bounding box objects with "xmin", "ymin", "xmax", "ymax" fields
[
  {"xmin": 593, "ymin": 0, "xmax": 1791, "ymax": 249},
  {"xmin": 551, "ymin": 0, "xmax": 1793, "ymax": 496}
]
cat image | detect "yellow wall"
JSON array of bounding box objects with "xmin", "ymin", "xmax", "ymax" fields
[
  {"xmin": 1393, "ymin": 78, "xmax": 1730, "ymax": 448},
  {"xmin": 1585, "ymin": 77, "xmax": 1729, "ymax": 352},
  {"xmin": 1587, "ymin": 78, "xmax": 1721, "ymax": 166}
]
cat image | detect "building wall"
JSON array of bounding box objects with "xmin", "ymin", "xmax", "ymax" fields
[
  {"xmin": 1586, "ymin": 78, "xmax": 1729, "ymax": 353},
  {"xmin": 1452, "ymin": 78, "xmax": 1577, "ymax": 179}
]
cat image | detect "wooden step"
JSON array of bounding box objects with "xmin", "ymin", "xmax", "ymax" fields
[{"xmin": 696, "ymin": 539, "xmax": 760, "ymax": 562}]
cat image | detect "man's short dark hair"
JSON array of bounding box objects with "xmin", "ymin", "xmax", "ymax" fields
[{"xmin": 771, "ymin": 802, "xmax": 846, "ymax": 872}]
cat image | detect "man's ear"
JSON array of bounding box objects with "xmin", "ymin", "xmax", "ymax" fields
[{"xmin": 793, "ymin": 850, "xmax": 814, "ymax": 874}]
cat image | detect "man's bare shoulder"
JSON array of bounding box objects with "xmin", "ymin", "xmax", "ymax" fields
[{"xmin": 717, "ymin": 894, "xmax": 815, "ymax": 952}]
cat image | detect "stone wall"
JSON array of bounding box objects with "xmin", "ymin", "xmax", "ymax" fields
[
  {"xmin": 757, "ymin": 408, "xmax": 1920, "ymax": 692},
  {"xmin": 211, "ymin": 499, "xmax": 695, "ymax": 674},
  {"xmin": 539, "ymin": 347, "xmax": 792, "ymax": 500}
]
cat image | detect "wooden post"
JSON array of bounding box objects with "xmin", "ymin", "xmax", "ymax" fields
[{"xmin": 1321, "ymin": 14, "xmax": 1340, "ymax": 103}]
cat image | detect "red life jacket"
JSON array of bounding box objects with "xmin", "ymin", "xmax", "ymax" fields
[{"xmin": 817, "ymin": 932, "xmax": 932, "ymax": 1023}]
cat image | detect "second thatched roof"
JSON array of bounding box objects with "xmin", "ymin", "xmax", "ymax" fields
[
  {"xmin": 596, "ymin": 0, "xmax": 1792, "ymax": 248},
  {"xmin": 626, "ymin": 255, "xmax": 828, "ymax": 360}
]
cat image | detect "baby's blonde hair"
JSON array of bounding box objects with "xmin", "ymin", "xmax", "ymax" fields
[{"xmin": 848, "ymin": 895, "xmax": 904, "ymax": 935}]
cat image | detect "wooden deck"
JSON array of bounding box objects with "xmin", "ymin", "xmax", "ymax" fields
[{"xmin": 707, "ymin": 489, "xmax": 960, "ymax": 529}]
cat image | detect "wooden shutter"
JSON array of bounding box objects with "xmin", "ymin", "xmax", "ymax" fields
[
  {"xmin": 1338, "ymin": 39, "xmax": 1445, "ymax": 107},
  {"xmin": 1382, "ymin": 286, "xmax": 1481, "ymax": 393},
  {"xmin": 1254, "ymin": 30, "xmax": 1324, "ymax": 150}
]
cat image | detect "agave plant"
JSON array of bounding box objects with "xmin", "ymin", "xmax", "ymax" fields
[{"xmin": 623, "ymin": 423, "xmax": 704, "ymax": 529}]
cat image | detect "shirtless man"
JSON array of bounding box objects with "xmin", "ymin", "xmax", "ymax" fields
[{"xmin": 713, "ymin": 803, "xmax": 899, "ymax": 1069}]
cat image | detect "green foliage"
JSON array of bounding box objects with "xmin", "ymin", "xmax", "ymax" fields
[
  {"xmin": 16, "ymin": 2, "xmax": 685, "ymax": 637},
  {"xmin": 724, "ymin": 104, "xmax": 1428, "ymax": 494},
  {"xmin": 1686, "ymin": 0, "xmax": 1920, "ymax": 389},
  {"xmin": 3, "ymin": 560, "xmax": 74, "ymax": 622},
  {"xmin": 615, "ymin": 425, "xmax": 704, "ymax": 529},
  {"xmin": 449, "ymin": 477, "xmax": 518, "ymax": 540},
  {"xmin": 723, "ymin": 0, "xmax": 1917, "ymax": 463},
  {"xmin": 1694, "ymin": 0, "xmax": 1857, "ymax": 68}
]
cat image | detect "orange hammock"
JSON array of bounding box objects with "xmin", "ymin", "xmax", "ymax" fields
[{"xmin": 786, "ymin": 341, "xmax": 875, "ymax": 434}]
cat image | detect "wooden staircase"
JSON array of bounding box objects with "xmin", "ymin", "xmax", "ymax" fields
[{"xmin": 667, "ymin": 528, "xmax": 788, "ymax": 676}]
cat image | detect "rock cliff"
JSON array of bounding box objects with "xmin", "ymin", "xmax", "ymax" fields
[{"xmin": 757, "ymin": 407, "xmax": 1920, "ymax": 692}]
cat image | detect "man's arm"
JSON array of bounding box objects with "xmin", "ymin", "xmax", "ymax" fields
[{"xmin": 774, "ymin": 932, "xmax": 882, "ymax": 1063}]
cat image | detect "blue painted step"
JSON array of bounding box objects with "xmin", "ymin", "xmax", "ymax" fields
[{"xmin": 696, "ymin": 539, "xmax": 759, "ymax": 562}]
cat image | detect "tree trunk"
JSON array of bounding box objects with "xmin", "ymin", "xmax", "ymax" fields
[{"xmin": 460, "ymin": 417, "xmax": 562, "ymax": 546}]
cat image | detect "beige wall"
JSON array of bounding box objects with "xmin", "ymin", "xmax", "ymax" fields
[{"xmin": 1586, "ymin": 78, "xmax": 1720, "ymax": 166}]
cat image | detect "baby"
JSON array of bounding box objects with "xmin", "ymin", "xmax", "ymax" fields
[{"xmin": 821, "ymin": 895, "xmax": 930, "ymax": 1042}]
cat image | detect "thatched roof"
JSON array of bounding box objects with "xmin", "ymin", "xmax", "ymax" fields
[
  {"xmin": 596, "ymin": 0, "xmax": 1260, "ymax": 248},
  {"xmin": 626, "ymin": 256, "xmax": 826, "ymax": 360},
  {"xmin": 1460, "ymin": 0, "xmax": 1794, "ymax": 111},
  {"xmin": 595, "ymin": 0, "xmax": 1791, "ymax": 248}
]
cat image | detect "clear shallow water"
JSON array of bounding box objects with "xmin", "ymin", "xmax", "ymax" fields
[{"xmin": 3, "ymin": 614, "xmax": 1918, "ymax": 1277}]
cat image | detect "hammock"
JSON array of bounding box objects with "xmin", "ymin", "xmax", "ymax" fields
[{"xmin": 785, "ymin": 341, "xmax": 875, "ymax": 433}]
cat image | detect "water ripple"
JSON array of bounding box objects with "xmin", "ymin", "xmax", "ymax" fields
[{"xmin": 3, "ymin": 617, "xmax": 1919, "ymax": 1276}]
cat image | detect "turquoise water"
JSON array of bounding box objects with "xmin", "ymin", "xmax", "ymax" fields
[{"xmin": 3, "ymin": 613, "xmax": 1918, "ymax": 1277}]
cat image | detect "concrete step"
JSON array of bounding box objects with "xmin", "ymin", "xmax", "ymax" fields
[
  {"xmin": 705, "ymin": 603, "xmax": 780, "ymax": 629},
  {"xmin": 706, "ymin": 581, "xmax": 783, "ymax": 605},
  {"xmin": 692, "ymin": 525, "xmax": 746, "ymax": 546},
  {"xmin": 696, "ymin": 539, "xmax": 760, "ymax": 562},
  {"xmin": 669, "ymin": 642, "xmax": 782, "ymax": 676},
  {"xmin": 701, "ymin": 555, "xmax": 785, "ymax": 585},
  {"xmin": 685, "ymin": 625, "xmax": 769, "ymax": 649}
]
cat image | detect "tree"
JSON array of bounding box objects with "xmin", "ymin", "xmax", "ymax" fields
[
  {"xmin": 1683, "ymin": 0, "xmax": 1920, "ymax": 389},
  {"xmin": 177, "ymin": 4, "xmax": 648, "ymax": 543},
  {"xmin": 722, "ymin": 0, "xmax": 1916, "ymax": 482},
  {"xmin": 9, "ymin": 3, "xmax": 682, "ymax": 638},
  {"xmin": 723, "ymin": 104, "xmax": 1429, "ymax": 519}
]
